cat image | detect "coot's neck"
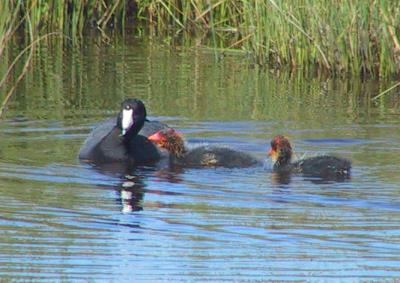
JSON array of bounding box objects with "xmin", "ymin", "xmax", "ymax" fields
[{"xmin": 121, "ymin": 119, "xmax": 145, "ymax": 142}]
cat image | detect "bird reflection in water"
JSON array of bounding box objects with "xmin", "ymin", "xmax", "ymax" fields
[
  {"xmin": 118, "ymin": 175, "xmax": 145, "ymax": 213},
  {"xmin": 87, "ymin": 161, "xmax": 184, "ymax": 213},
  {"xmin": 271, "ymin": 171, "xmax": 292, "ymax": 185},
  {"xmin": 117, "ymin": 168, "xmax": 184, "ymax": 213}
]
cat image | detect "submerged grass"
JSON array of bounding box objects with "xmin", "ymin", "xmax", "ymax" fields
[{"xmin": 1, "ymin": 1, "xmax": 400, "ymax": 78}]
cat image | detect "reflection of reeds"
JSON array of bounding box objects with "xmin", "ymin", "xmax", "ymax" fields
[{"xmin": 4, "ymin": 34, "xmax": 398, "ymax": 123}]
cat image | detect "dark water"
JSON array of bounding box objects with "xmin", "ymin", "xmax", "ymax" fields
[{"xmin": 1, "ymin": 37, "xmax": 400, "ymax": 281}]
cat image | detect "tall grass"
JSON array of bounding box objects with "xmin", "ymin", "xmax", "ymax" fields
[
  {"xmin": 137, "ymin": 0, "xmax": 400, "ymax": 77},
  {"xmin": 0, "ymin": 1, "xmax": 65, "ymax": 118},
  {"xmin": 1, "ymin": 0, "xmax": 400, "ymax": 78},
  {"xmin": 0, "ymin": 1, "xmax": 35, "ymax": 117}
]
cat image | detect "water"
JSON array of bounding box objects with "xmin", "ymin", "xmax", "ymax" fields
[{"xmin": 1, "ymin": 37, "xmax": 400, "ymax": 281}]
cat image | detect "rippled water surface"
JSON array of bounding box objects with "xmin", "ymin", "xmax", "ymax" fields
[{"xmin": 1, "ymin": 37, "xmax": 400, "ymax": 281}]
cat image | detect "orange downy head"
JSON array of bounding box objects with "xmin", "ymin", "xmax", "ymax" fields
[
  {"xmin": 148, "ymin": 128, "xmax": 186, "ymax": 157},
  {"xmin": 268, "ymin": 135, "xmax": 292, "ymax": 165}
]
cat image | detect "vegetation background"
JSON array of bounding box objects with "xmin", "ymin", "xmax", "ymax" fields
[{"xmin": 1, "ymin": 0, "xmax": 400, "ymax": 114}]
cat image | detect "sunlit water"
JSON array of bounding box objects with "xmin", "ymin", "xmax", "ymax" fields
[{"xmin": 1, "ymin": 37, "xmax": 400, "ymax": 281}]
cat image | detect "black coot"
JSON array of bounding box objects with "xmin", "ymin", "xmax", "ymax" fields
[{"xmin": 79, "ymin": 99, "xmax": 170, "ymax": 164}]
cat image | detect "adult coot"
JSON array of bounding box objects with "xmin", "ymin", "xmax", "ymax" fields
[
  {"xmin": 79, "ymin": 99, "xmax": 170, "ymax": 164},
  {"xmin": 268, "ymin": 135, "xmax": 351, "ymax": 179},
  {"xmin": 148, "ymin": 128, "xmax": 260, "ymax": 168}
]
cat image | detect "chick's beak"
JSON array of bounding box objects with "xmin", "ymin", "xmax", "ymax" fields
[
  {"xmin": 148, "ymin": 132, "xmax": 162, "ymax": 143},
  {"xmin": 268, "ymin": 148, "xmax": 278, "ymax": 162}
]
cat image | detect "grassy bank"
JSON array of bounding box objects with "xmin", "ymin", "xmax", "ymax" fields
[
  {"xmin": 1, "ymin": 1, "xmax": 400, "ymax": 78},
  {"xmin": 138, "ymin": 0, "xmax": 400, "ymax": 77}
]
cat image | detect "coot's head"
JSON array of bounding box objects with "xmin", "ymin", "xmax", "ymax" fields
[
  {"xmin": 268, "ymin": 135, "xmax": 293, "ymax": 166},
  {"xmin": 117, "ymin": 99, "xmax": 147, "ymax": 138},
  {"xmin": 148, "ymin": 128, "xmax": 186, "ymax": 157}
]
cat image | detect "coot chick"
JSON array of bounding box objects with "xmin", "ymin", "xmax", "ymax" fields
[
  {"xmin": 268, "ymin": 135, "xmax": 351, "ymax": 180},
  {"xmin": 78, "ymin": 99, "xmax": 170, "ymax": 164},
  {"xmin": 148, "ymin": 128, "xmax": 260, "ymax": 168}
]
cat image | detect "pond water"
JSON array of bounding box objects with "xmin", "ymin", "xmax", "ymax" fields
[{"xmin": 1, "ymin": 37, "xmax": 400, "ymax": 281}]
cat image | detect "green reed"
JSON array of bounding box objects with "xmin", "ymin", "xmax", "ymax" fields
[
  {"xmin": 1, "ymin": 0, "xmax": 400, "ymax": 78},
  {"xmin": 0, "ymin": 1, "xmax": 66, "ymax": 117},
  {"xmin": 136, "ymin": 0, "xmax": 400, "ymax": 78}
]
